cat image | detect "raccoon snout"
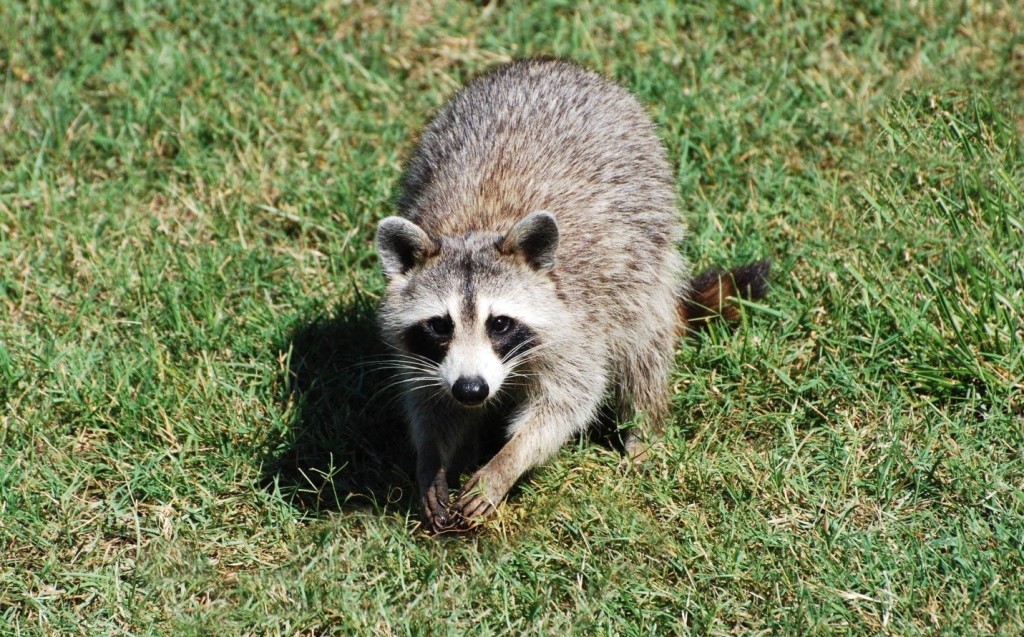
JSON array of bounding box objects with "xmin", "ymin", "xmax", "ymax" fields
[{"xmin": 452, "ymin": 376, "xmax": 489, "ymax": 406}]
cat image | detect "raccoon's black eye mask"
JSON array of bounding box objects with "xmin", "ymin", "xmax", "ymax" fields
[
  {"xmin": 404, "ymin": 316, "xmax": 453, "ymax": 363},
  {"xmin": 426, "ymin": 316, "xmax": 453, "ymax": 337},
  {"xmin": 487, "ymin": 316, "xmax": 536, "ymax": 360},
  {"xmin": 487, "ymin": 315, "xmax": 513, "ymax": 336}
]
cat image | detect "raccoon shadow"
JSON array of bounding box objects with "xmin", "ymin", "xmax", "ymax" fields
[
  {"xmin": 259, "ymin": 298, "xmax": 634, "ymax": 519},
  {"xmin": 261, "ymin": 298, "xmax": 417, "ymax": 516}
]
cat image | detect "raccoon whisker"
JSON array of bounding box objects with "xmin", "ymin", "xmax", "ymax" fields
[
  {"xmin": 505, "ymin": 339, "xmax": 571, "ymax": 370},
  {"xmin": 363, "ymin": 377, "xmax": 445, "ymax": 412},
  {"xmin": 505, "ymin": 369, "xmax": 543, "ymax": 380},
  {"xmin": 376, "ymin": 374, "xmax": 443, "ymax": 398},
  {"xmin": 400, "ymin": 381, "xmax": 452, "ymax": 408},
  {"xmin": 370, "ymin": 351, "xmax": 441, "ymax": 367},
  {"xmin": 411, "ymin": 386, "xmax": 449, "ymax": 402},
  {"xmin": 499, "ymin": 335, "xmax": 570, "ymax": 366},
  {"xmin": 501, "ymin": 374, "xmax": 540, "ymax": 385},
  {"xmin": 371, "ymin": 374, "xmax": 443, "ymax": 396},
  {"xmin": 362, "ymin": 386, "xmax": 408, "ymax": 414},
  {"xmin": 364, "ymin": 356, "xmax": 441, "ymax": 372},
  {"xmin": 366, "ymin": 363, "xmax": 440, "ymax": 376},
  {"xmin": 354, "ymin": 365, "xmax": 436, "ymax": 416},
  {"xmin": 391, "ymin": 375, "xmax": 441, "ymax": 384},
  {"xmin": 386, "ymin": 351, "xmax": 440, "ymax": 365},
  {"xmin": 494, "ymin": 378, "xmax": 540, "ymax": 400},
  {"xmin": 360, "ymin": 352, "xmax": 436, "ymax": 366},
  {"xmin": 366, "ymin": 383, "xmax": 433, "ymax": 407},
  {"xmin": 390, "ymin": 378, "xmax": 445, "ymax": 392},
  {"xmin": 380, "ymin": 341, "xmax": 410, "ymax": 354},
  {"xmin": 380, "ymin": 342, "xmax": 441, "ymax": 368},
  {"xmin": 504, "ymin": 369, "xmax": 541, "ymax": 380},
  {"xmin": 364, "ymin": 370, "xmax": 438, "ymax": 386},
  {"xmin": 365, "ymin": 359, "xmax": 433, "ymax": 368},
  {"xmin": 352, "ymin": 352, "xmax": 419, "ymax": 362},
  {"xmin": 503, "ymin": 377, "xmax": 539, "ymax": 385},
  {"xmin": 358, "ymin": 367, "xmax": 438, "ymax": 381},
  {"xmin": 504, "ymin": 346, "xmax": 550, "ymax": 370},
  {"xmin": 325, "ymin": 352, "xmax": 437, "ymax": 375},
  {"xmin": 363, "ymin": 355, "xmax": 441, "ymax": 379},
  {"xmin": 499, "ymin": 381, "xmax": 534, "ymax": 390},
  {"xmin": 369, "ymin": 383, "xmax": 444, "ymax": 417},
  {"xmin": 500, "ymin": 336, "xmax": 543, "ymax": 365},
  {"xmin": 426, "ymin": 386, "xmax": 451, "ymax": 404},
  {"xmin": 302, "ymin": 358, "xmax": 396, "ymax": 376},
  {"xmin": 509, "ymin": 342, "xmax": 566, "ymax": 362}
]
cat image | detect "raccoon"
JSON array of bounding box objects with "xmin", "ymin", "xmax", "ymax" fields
[{"xmin": 375, "ymin": 58, "xmax": 768, "ymax": 532}]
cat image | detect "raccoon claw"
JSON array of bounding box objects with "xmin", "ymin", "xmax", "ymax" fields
[
  {"xmin": 425, "ymin": 512, "xmax": 450, "ymax": 534},
  {"xmin": 449, "ymin": 473, "xmax": 500, "ymax": 528},
  {"xmin": 451, "ymin": 494, "xmax": 494, "ymax": 526},
  {"xmin": 422, "ymin": 507, "xmax": 449, "ymax": 534}
]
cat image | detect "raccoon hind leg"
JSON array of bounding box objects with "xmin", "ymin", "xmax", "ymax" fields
[{"xmin": 615, "ymin": 331, "xmax": 675, "ymax": 463}]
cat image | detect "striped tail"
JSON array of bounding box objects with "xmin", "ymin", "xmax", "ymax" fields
[{"xmin": 680, "ymin": 259, "xmax": 771, "ymax": 331}]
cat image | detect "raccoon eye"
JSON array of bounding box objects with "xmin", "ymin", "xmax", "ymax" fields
[
  {"xmin": 426, "ymin": 316, "xmax": 453, "ymax": 337},
  {"xmin": 488, "ymin": 315, "xmax": 513, "ymax": 335}
]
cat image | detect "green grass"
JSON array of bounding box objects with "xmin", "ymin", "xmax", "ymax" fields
[{"xmin": 2, "ymin": 0, "xmax": 1023, "ymax": 634}]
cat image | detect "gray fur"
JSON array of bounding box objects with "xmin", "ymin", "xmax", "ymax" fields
[
  {"xmin": 376, "ymin": 58, "xmax": 688, "ymax": 531},
  {"xmin": 377, "ymin": 217, "xmax": 435, "ymax": 276},
  {"xmin": 500, "ymin": 211, "xmax": 559, "ymax": 272}
]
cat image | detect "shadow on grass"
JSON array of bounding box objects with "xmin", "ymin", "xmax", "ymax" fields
[
  {"xmin": 258, "ymin": 297, "xmax": 659, "ymax": 520},
  {"xmin": 261, "ymin": 296, "xmax": 417, "ymax": 516}
]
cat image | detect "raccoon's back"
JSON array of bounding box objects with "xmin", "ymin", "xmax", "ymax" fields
[
  {"xmin": 397, "ymin": 59, "xmax": 684, "ymax": 312},
  {"xmin": 399, "ymin": 59, "xmax": 676, "ymax": 229}
]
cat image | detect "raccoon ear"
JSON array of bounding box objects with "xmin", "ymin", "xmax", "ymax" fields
[
  {"xmin": 501, "ymin": 211, "xmax": 559, "ymax": 272},
  {"xmin": 376, "ymin": 216, "xmax": 433, "ymax": 277}
]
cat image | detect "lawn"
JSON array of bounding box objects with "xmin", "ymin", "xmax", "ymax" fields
[{"xmin": 1, "ymin": 0, "xmax": 1022, "ymax": 634}]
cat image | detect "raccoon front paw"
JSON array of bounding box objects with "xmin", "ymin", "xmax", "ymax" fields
[
  {"xmin": 449, "ymin": 470, "xmax": 506, "ymax": 528},
  {"xmin": 422, "ymin": 474, "xmax": 451, "ymax": 534}
]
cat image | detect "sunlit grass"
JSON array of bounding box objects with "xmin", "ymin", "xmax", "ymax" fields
[{"xmin": 1, "ymin": 1, "xmax": 1022, "ymax": 634}]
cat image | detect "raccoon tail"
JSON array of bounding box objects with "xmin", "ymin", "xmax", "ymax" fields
[{"xmin": 679, "ymin": 259, "xmax": 771, "ymax": 332}]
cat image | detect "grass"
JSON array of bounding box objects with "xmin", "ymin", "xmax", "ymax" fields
[{"xmin": 2, "ymin": 0, "xmax": 1023, "ymax": 634}]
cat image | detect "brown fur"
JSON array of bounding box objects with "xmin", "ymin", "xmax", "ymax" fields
[{"xmin": 680, "ymin": 260, "xmax": 771, "ymax": 330}]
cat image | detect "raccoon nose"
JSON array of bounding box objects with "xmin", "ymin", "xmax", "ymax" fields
[{"xmin": 452, "ymin": 376, "xmax": 489, "ymax": 405}]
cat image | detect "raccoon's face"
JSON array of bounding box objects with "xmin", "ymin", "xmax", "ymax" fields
[
  {"xmin": 398, "ymin": 293, "xmax": 538, "ymax": 407},
  {"xmin": 376, "ymin": 211, "xmax": 559, "ymax": 407}
]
